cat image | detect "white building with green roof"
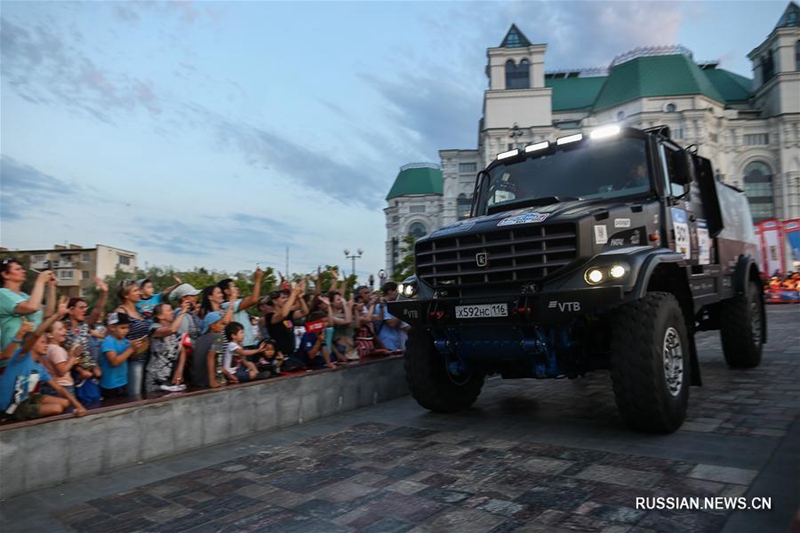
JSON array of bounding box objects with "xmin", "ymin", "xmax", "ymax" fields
[{"xmin": 385, "ymin": 3, "xmax": 800, "ymax": 275}]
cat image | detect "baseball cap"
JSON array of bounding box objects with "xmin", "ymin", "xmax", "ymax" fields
[
  {"xmin": 170, "ymin": 283, "xmax": 201, "ymax": 302},
  {"xmin": 107, "ymin": 312, "xmax": 131, "ymax": 326},
  {"xmin": 202, "ymin": 311, "xmax": 224, "ymax": 334}
]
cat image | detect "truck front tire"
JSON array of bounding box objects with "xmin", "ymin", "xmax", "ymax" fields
[
  {"xmin": 720, "ymin": 280, "xmax": 764, "ymax": 369},
  {"xmin": 609, "ymin": 292, "xmax": 690, "ymax": 433},
  {"xmin": 405, "ymin": 329, "xmax": 484, "ymax": 413}
]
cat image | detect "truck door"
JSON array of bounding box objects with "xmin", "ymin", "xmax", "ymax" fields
[{"xmin": 659, "ymin": 144, "xmax": 699, "ymax": 266}]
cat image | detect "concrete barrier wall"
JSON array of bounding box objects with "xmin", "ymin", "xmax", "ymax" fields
[{"xmin": 0, "ymin": 357, "xmax": 409, "ymax": 500}]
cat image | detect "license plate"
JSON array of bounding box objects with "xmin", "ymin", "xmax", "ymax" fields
[{"xmin": 455, "ymin": 303, "xmax": 508, "ymax": 319}]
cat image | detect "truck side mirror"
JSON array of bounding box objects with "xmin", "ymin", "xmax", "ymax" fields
[{"xmin": 670, "ymin": 152, "xmax": 695, "ymax": 186}]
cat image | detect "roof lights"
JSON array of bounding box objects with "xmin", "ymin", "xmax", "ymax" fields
[
  {"xmin": 524, "ymin": 141, "xmax": 550, "ymax": 153},
  {"xmin": 496, "ymin": 148, "xmax": 520, "ymax": 160},
  {"xmin": 556, "ymin": 133, "xmax": 583, "ymax": 145},
  {"xmin": 590, "ymin": 125, "xmax": 621, "ymax": 140}
]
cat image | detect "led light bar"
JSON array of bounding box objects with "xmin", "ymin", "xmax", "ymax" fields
[
  {"xmin": 590, "ymin": 125, "xmax": 621, "ymax": 140},
  {"xmin": 496, "ymin": 148, "xmax": 520, "ymax": 160},
  {"xmin": 524, "ymin": 141, "xmax": 550, "ymax": 153},
  {"xmin": 556, "ymin": 133, "xmax": 583, "ymax": 145}
]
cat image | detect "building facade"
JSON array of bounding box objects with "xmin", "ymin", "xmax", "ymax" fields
[
  {"xmin": 385, "ymin": 2, "xmax": 800, "ymax": 275},
  {"xmin": 1, "ymin": 244, "xmax": 138, "ymax": 297}
]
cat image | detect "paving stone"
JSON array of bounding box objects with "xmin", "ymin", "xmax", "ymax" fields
[
  {"xmin": 519, "ymin": 457, "xmax": 573, "ymax": 474},
  {"xmin": 361, "ymin": 516, "xmax": 415, "ymax": 533},
  {"xmin": 417, "ymin": 486, "xmax": 473, "ymax": 504},
  {"xmin": 687, "ymin": 464, "xmax": 758, "ymax": 485},
  {"xmin": 637, "ymin": 510, "xmax": 727, "ymax": 533},
  {"xmin": 387, "ymin": 480, "xmax": 428, "ymax": 495},
  {"xmin": 415, "ymin": 508, "xmax": 506, "ymax": 533},
  {"xmin": 572, "ymin": 465, "xmax": 664, "ymax": 489},
  {"xmin": 477, "ymin": 499, "xmax": 525, "ymax": 517}
]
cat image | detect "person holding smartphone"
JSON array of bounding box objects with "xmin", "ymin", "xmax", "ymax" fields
[
  {"xmin": 0, "ymin": 258, "xmax": 55, "ymax": 357},
  {"xmin": 114, "ymin": 280, "xmax": 151, "ymax": 399}
]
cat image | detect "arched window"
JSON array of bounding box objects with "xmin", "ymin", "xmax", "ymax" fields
[
  {"xmin": 505, "ymin": 59, "xmax": 530, "ymax": 90},
  {"xmin": 665, "ymin": 103, "xmax": 677, "ymax": 113},
  {"xmin": 408, "ymin": 222, "xmax": 427, "ymax": 239},
  {"xmin": 616, "ymin": 110, "xmax": 626, "ymax": 121},
  {"xmin": 743, "ymin": 161, "xmax": 774, "ymax": 222}
]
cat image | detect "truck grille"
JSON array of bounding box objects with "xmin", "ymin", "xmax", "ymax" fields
[{"xmin": 416, "ymin": 223, "xmax": 578, "ymax": 297}]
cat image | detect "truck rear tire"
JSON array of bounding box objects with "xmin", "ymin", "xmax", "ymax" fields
[
  {"xmin": 609, "ymin": 292, "xmax": 690, "ymax": 433},
  {"xmin": 720, "ymin": 280, "xmax": 764, "ymax": 369},
  {"xmin": 405, "ymin": 329, "xmax": 484, "ymax": 413}
]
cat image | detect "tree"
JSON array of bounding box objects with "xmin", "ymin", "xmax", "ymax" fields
[{"xmin": 392, "ymin": 235, "xmax": 417, "ymax": 282}]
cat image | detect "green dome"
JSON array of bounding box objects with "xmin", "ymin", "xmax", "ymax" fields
[
  {"xmin": 593, "ymin": 54, "xmax": 724, "ymax": 112},
  {"xmin": 386, "ymin": 164, "xmax": 443, "ymax": 201}
]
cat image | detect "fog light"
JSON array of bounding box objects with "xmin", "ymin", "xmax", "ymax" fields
[
  {"xmin": 609, "ymin": 264, "xmax": 627, "ymax": 279},
  {"xmin": 586, "ymin": 268, "xmax": 604, "ymax": 284}
]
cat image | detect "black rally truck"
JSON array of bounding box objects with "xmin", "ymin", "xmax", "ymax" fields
[{"xmin": 388, "ymin": 125, "xmax": 766, "ymax": 433}]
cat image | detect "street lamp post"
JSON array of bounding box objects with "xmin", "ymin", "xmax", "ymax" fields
[
  {"xmin": 378, "ymin": 269, "xmax": 386, "ymax": 291},
  {"xmin": 508, "ymin": 122, "xmax": 524, "ymax": 149},
  {"xmin": 343, "ymin": 248, "xmax": 363, "ymax": 279}
]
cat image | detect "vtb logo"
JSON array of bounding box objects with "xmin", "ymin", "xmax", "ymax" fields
[{"xmin": 476, "ymin": 252, "xmax": 488, "ymax": 267}]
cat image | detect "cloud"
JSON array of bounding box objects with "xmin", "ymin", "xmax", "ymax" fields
[
  {"xmin": 0, "ymin": 156, "xmax": 80, "ymax": 221},
  {"xmin": 361, "ymin": 71, "xmax": 482, "ymax": 159},
  {"xmin": 180, "ymin": 103, "xmax": 385, "ymax": 207},
  {"xmin": 509, "ymin": 1, "xmax": 683, "ymax": 70},
  {"xmin": 129, "ymin": 211, "xmax": 306, "ymax": 263},
  {"xmin": 360, "ymin": 1, "xmax": 683, "ymax": 159},
  {"xmin": 0, "ymin": 16, "xmax": 165, "ymax": 123}
]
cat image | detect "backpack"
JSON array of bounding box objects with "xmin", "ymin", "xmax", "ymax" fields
[{"xmin": 75, "ymin": 377, "xmax": 102, "ymax": 404}]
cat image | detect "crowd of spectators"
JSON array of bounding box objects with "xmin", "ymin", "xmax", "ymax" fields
[
  {"xmin": 765, "ymin": 271, "xmax": 800, "ymax": 303},
  {"xmin": 0, "ymin": 258, "xmax": 410, "ymax": 423}
]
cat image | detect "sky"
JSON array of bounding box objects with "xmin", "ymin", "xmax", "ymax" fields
[{"xmin": 0, "ymin": 0, "xmax": 791, "ymax": 283}]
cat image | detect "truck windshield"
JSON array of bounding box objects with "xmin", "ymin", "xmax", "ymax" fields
[{"xmin": 476, "ymin": 136, "xmax": 652, "ymax": 216}]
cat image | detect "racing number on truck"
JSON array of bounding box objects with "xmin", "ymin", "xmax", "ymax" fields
[{"xmin": 671, "ymin": 208, "xmax": 692, "ymax": 260}]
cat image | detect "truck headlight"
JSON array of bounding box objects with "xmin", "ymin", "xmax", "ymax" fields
[
  {"xmin": 397, "ymin": 281, "xmax": 418, "ymax": 299},
  {"xmin": 609, "ymin": 264, "xmax": 627, "ymax": 279},
  {"xmin": 585, "ymin": 263, "xmax": 628, "ymax": 285},
  {"xmin": 402, "ymin": 282, "xmax": 418, "ymax": 298},
  {"xmin": 585, "ymin": 268, "xmax": 605, "ymax": 284}
]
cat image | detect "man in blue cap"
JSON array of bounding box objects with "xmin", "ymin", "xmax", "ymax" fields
[{"xmin": 190, "ymin": 312, "xmax": 227, "ymax": 388}]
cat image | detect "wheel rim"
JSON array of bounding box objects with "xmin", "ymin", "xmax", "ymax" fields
[
  {"xmin": 443, "ymin": 358, "xmax": 472, "ymax": 386},
  {"xmin": 662, "ymin": 326, "xmax": 684, "ymax": 397}
]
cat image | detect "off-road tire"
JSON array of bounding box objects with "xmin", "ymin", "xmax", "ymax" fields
[
  {"xmin": 609, "ymin": 292, "xmax": 690, "ymax": 433},
  {"xmin": 404, "ymin": 329, "xmax": 484, "ymax": 413},
  {"xmin": 720, "ymin": 280, "xmax": 764, "ymax": 369}
]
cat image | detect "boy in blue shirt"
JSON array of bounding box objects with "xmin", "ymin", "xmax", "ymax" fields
[
  {"xmin": 135, "ymin": 276, "xmax": 182, "ymax": 321},
  {"xmin": 0, "ymin": 298, "xmax": 86, "ymax": 421},
  {"xmin": 294, "ymin": 312, "xmax": 336, "ymax": 370},
  {"xmin": 100, "ymin": 312, "xmax": 144, "ymax": 398}
]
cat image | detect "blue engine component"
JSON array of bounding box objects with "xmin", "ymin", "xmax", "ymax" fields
[{"xmin": 431, "ymin": 325, "xmax": 584, "ymax": 379}]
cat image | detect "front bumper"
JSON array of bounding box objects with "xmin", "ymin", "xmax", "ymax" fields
[{"xmin": 388, "ymin": 285, "xmax": 625, "ymax": 328}]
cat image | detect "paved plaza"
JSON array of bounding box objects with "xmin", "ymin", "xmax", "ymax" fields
[{"xmin": 1, "ymin": 306, "xmax": 797, "ymax": 533}]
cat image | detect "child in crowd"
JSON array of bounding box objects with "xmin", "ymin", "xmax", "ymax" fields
[
  {"xmin": 100, "ymin": 312, "xmax": 144, "ymax": 398},
  {"xmin": 0, "ymin": 298, "xmax": 86, "ymax": 421},
  {"xmin": 42, "ymin": 318, "xmax": 87, "ymax": 397},
  {"xmin": 190, "ymin": 312, "xmax": 227, "ymax": 388},
  {"xmin": 293, "ymin": 312, "xmax": 336, "ymax": 370},
  {"xmin": 223, "ymin": 322, "xmax": 263, "ymax": 383},
  {"xmin": 145, "ymin": 302, "xmax": 189, "ymax": 395},
  {"xmin": 135, "ymin": 276, "xmax": 182, "ymax": 321},
  {"xmin": 256, "ymin": 339, "xmax": 284, "ymax": 377},
  {"xmin": 323, "ymin": 291, "xmax": 358, "ymax": 361}
]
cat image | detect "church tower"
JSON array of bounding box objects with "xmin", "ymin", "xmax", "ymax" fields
[{"xmin": 481, "ymin": 25, "xmax": 553, "ymax": 166}]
